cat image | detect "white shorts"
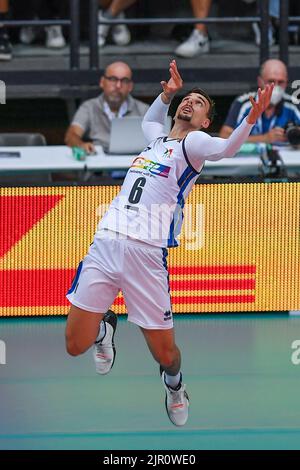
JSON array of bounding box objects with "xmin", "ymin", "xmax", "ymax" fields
[{"xmin": 66, "ymin": 231, "xmax": 173, "ymax": 330}]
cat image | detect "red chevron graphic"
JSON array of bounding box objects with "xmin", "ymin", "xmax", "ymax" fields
[
  {"xmin": 169, "ymin": 266, "xmax": 256, "ymax": 275},
  {"xmin": 0, "ymin": 195, "xmax": 64, "ymax": 258}
]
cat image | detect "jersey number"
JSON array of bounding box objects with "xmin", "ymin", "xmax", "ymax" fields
[{"xmin": 128, "ymin": 177, "xmax": 146, "ymax": 204}]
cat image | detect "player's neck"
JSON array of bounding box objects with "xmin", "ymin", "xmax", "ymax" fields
[{"xmin": 169, "ymin": 122, "xmax": 195, "ymax": 140}]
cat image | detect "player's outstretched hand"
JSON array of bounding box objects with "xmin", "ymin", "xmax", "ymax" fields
[
  {"xmin": 161, "ymin": 60, "xmax": 183, "ymax": 104},
  {"xmin": 247, "ymin": 83, "xmax": 275, "ymax": 125}
]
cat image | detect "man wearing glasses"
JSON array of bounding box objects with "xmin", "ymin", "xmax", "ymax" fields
[{"xmin": 65, "ymin": 61, "xmax": 149, "ymax": 154}]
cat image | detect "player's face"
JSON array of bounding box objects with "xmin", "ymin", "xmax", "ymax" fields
[
  {"xmin": 100, "ymin": 63, "xmax": 133, "ymax": 109},
  {"xmin": 176, "ymin": 93, "xmax": 211, "ymax": 129}
]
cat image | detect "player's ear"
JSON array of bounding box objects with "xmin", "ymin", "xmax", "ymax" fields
[
  {"xmin": 201, "ymin": 118, "xmax": 210, "ymax": 129},
  {"xmin": 99, "ymin": 77, "xmax": 104, "ymax": 90}
]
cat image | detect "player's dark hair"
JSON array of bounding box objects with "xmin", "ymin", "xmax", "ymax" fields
[{"xmin": 183, "ymin": 88, "xmax": 216, "ymax": 123}]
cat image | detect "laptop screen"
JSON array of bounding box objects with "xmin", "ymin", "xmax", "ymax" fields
[
  {"xmin": 108, "ymin": 117, "xmax": 148, "ymax": 155},
  {"xmin": 107, "ymin": 116, "xmax": 171, "ymax": 155}
]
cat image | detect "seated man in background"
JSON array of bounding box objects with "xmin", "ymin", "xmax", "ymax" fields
[
  {"xmin": 0, "ymin": 0, "xmax": 12, "ymax": 60},
  {"xmin": 65, "ymin": 61, "xmax": 149, "ymax": 153},
  {"xmin": 219, "ymin": 59, "xmax": 300, "ymax": 144}
]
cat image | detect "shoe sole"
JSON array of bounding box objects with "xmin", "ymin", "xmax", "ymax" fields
[
  {"xmin": 107, "ymin": 310, "xmax": 117, "ymax": 371},
  {"xmin": 96, "ymin": 310, "xmax": 117, "ymax": 375}
]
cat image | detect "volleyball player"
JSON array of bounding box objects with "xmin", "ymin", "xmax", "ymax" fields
[{"xmin": 65, "ymin": 60, "xmax": 273, "ymax": 426}]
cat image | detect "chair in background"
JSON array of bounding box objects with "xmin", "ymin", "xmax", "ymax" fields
[
  {"xmin": 0, "ymin": 133, "xmax": 49, "ymax": 185},
  {"xmin": 0, "ymin": 133, "xmax": 47, "ymax": 146}
]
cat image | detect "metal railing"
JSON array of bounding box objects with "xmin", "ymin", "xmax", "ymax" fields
[
  {"xmin": 90, "ymin": 0, "xmax": 299, "ymax": 68},
  {"xmin": 90, "ymin": 0, "xmax": 272, "ymax": 68},
  {"xmin": 0, "ymin": 0, "xmax": 299, "ymax": 87}
]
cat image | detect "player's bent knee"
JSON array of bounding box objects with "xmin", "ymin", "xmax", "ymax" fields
[
  {"xmin": 157, "ymin": 349, "xmax": 178, "ymax": 369},
  {"xmin": 65, "ymin": 337, "xmax": 85, "ymax": 356}
]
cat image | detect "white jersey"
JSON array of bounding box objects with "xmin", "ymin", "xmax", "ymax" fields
[{"xmin": 98, "ymin": 95, "xmax": 253, "ymax": 248}]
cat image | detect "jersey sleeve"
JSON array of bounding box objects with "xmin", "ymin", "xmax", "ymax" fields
[
  {"xmin": 141, "ymin": 94, "xmax": 169, "ymax": 143},
  {"xmin": 185, "ymin": 117, "xmax": 254, "ymax": 169}
]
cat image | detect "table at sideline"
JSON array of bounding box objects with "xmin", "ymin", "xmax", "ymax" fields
[{"xmin": 0, "ymin": 145, "xmax": 299, "ymax": 178}]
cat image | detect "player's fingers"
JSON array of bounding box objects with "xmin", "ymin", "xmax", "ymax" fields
[
  {"xmin": 257, "ymin": 88, "xmax": 262, "ymax": 102},
  {"xmin": 170, "ymin": 59, "xmax": 178, "ymax": 72},
  {"xmin": 170, "ymin": 66, "xmax": 181, "ymax": 83},
  {"xmin": 249, "ymin": 96, "xmax": 256, "ymax": 108},
  {"xmin": 171, "ymin": 61, "xmax": 182, "ymax": 82},
  {"xmin": 265, "ymin": 85, "xmax": 272, "ymax": 107}
]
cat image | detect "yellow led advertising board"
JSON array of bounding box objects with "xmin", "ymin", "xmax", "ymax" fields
[{"xmin": 0, "ymin": 183, "xmax": 299, "ymax": 316}]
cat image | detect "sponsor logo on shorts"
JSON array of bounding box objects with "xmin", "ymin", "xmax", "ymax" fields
[
  {"xmin": 164, "ymin": 310, "xmax": 172, "ymax": 321},
  {"xmin": 131, "ymin": 157, "xmax": 171, "ymax": 178}
]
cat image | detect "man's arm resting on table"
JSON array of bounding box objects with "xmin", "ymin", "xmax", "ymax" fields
[{"xmin": 64, "ymin": 124, "xmax": 96, "ymax": 154}]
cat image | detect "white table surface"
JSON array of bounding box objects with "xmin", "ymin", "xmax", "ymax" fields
[
  {"xmin": 278, "ymin": 148, "xmax": 300, "ymax": 169},
  {"xmin": 0, "ymin": 146, "xmax": 85, "ymax": 171}
]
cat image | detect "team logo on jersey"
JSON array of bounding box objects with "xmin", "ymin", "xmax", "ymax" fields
[
  {"xmin": 163, "ymin": 148, "xmax": 173, "ymax": 159},
  {"xmin": 131, "ymin": 157, "xmax": 171, "ymax": 178}
]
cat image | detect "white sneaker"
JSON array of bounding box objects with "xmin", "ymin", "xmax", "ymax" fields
[
  {"xmin": 98, "ymin": 10, "xmax": 110, "ymax": 47},
  {"xmin": 175, "ymin": 29, "xmax": 210, "ymax": 58},
  {"xmin": 45, "ymin": 25, "xmax": 66, "ymax": 48},
  {"xmin": 112, "ymin": 12, "xmax": 131, "ymax": 46},
  {"xmin": 252, "ymin": 22, "xmax": 275, "ymax": 47},
  {"xmin": 161, "ymin": 371, "xmax": 189, "ymax": 426},
  {"xmin": 93, "ymin": 310, "xmax": 117, "ymax": 375}
]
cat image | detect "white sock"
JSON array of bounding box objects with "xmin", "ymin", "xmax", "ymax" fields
[
  {"xmin": 95, "ymin": 320, "xmax": 106, "ymax": 343},
  {"xmin": 164, "ymin": 371, "xmax": 182, "ymax": 390}
]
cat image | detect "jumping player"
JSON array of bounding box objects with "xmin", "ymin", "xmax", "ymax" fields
[{"xmin": 65, "ymin": 60, "xmax": 273, "ymax": 426}]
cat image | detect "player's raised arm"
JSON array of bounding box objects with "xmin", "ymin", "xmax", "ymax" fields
[
  {"xmin": 160, "ymin": 59, "xmax": 183, "ymax": 104},
  {"xmin": 247, "ymin": 83, "xmax": 274, "ymax": 124},
  {"xmin": 186, "ymin": 83, "xmax": 275, "ymax": 165},
  {"xmin": 142, "ymin": 60, "xmax": 183, "ymax": 143}
]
